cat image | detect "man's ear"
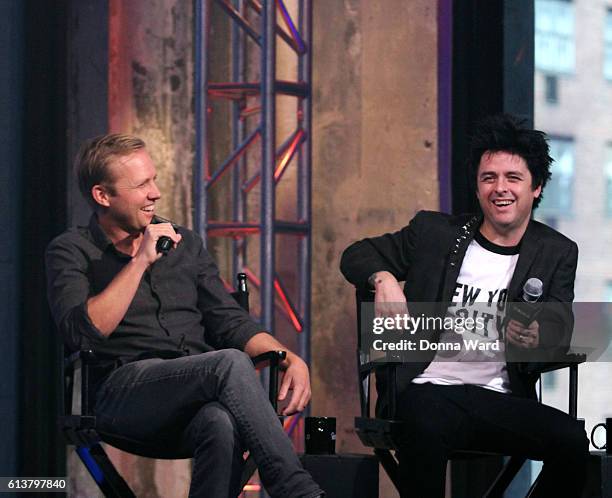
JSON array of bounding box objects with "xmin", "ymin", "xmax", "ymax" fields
[
  {"xmin": 91, "ymin": 184, "xmax": 111, "ymax": 208},
  {"xmin": 533, "ymin": 184, "xmax": 542, "ymax": 199}
]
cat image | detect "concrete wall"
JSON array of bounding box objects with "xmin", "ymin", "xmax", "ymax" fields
[
  {"xmin": 311, "ymin": 2, "xmax": 439, "ymax": 496},
  {"xmin": 109, "ymin": 0, "xmax": 195, "ymax": 228}
]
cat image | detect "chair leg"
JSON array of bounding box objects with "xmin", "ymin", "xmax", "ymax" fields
[
  {"xmin": 524, "ymin": 472, "xmax": 541, "ymax": 498},
  {"xmin": 76, "ymin": 444, "xmax": 136, "ymax": 498},
  {"xmin": 482, "ymin": 456, "xmax": 526, "ymax": 498},
  {"xmin": 374, "ymin": 448, "xmax": 402, "ymax": 493}
]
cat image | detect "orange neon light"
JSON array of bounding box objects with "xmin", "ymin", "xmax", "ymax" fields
[
  {"xmin": 243, "ymin": 129, "xmax": 304, "ymax": 194},
  {"xmin": 283, "ymin": 414, "xmax": 296, "ymax": 431},
  {"xmin": 241, "ymin": 105, "xmax": 261, "ymax": 119},
  {"xmin": 274, "ymin": 130, "xmax": 304, "ymax": 182},
  {"xmin": 207, "ymin": 225, "xmax": 260, "ymax": 238},
  {"xmin": 243, "ymin": 267, "xmax": 260, "ymax": 287},
  {"xmin": 219, "ymin": 276, "xmax": 234, "ymax": 292},
  {"xmin": 241, "ymin": 269, "xmax": 302, "ymax": 332},
  {"xmin": 274, "ymin": 278, "xmax": 303, "ymax": 332}
]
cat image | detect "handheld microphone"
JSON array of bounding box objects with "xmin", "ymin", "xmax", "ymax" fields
[
  {"xmin": 507, "ymin": 278, "xmax": 543, "ymax": 326},
  {"xmin": 156, "ymin": 236, "xmax": 173, "ymax": 255},
  {"xmin": 151, "ymin": 216, "xmax": 178, "ymax": 255}
]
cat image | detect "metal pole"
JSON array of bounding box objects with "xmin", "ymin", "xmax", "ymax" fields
[
  {"xmin": 260, "ymin": 0, "xmax": 276, "ymax": 337},
  {"xmin": 297, "ymin": 0, "xmax": 312, "ymax": 414},
  {"xmin": 232, "ymin": 0, "xmax": 246, "ymax": 276},
  {"xmin": 569, "ymin": 363, "xmax": 578, "ymax": 419},
  {"xmin": 437, "ymin": 0, "xmax": 453, "ymax": 214},
  {"xmin": 194, "ymin": 0, "xmax": 210, "ymax": 242}
]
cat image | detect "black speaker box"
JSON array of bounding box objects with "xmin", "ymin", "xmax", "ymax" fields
[
  {"xmin": 299, "ymin": 453, "xmax": 378, "ymax": 498},
  {"xmin": 584, "ymin": 451, "xmax": 612, "ymax": 498}
]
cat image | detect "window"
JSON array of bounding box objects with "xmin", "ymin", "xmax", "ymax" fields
[
  {"xmin": 545, "ymin": 74, "xmax": 559, "ymax": 103},
  {"xmin": 534, "ymin": 0, "xmax": 612, "ymax": 459},
  {"xmin": 542, "ymin": 371, "xmax": 558, "ymax": 389},
  {"xmin": 535, "ymin": 0, "xmax": 575, "ymax": 74},
  {"xmin": 537, "ymin": 137, "xmax": 575, "ymax": 218},
  {"xmin": 606, "ymin": 144, "xmax": 612, "ymax": 217},
  {"xmin": 605, "ymin": 281, "xmax": 612, "ymax": 302},
  {"xmin": 605, "ymin": 9, "xmax": 612, "ymax": 80}
]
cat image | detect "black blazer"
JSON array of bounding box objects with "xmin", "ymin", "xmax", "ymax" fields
[{"xmin": 340, "ymin": 210, "xmax": 578, "ymax": 413}]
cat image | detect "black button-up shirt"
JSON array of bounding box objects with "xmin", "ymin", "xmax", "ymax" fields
[{"xmin": 45, "ymin": 215, "xmax": 261, "ymax": 362}]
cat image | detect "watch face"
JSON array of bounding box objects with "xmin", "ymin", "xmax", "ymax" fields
[{"xmin": 368, "ymin": 273, "xmax": 378, "ymax": 287}]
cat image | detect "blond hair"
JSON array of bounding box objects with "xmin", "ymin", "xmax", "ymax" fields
[{"xmin": 75, "ymin": 133, "xmax": 146, "ymax": 208}]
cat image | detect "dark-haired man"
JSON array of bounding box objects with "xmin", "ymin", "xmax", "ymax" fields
[
  {"xmin": 341, "ymin": 114, "xmax": 588, "ymax": 497},
  {"xmin": 46, "ymin": 134, "xmax": 323, "ymax": 498}
]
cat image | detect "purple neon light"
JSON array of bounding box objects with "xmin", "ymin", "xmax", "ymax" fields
[
  {"xmin": 276, "ymin": 0, "xmax": 306, "ymax": 54},
  {"xmin": 284, "ymin": 412, "xmax": 302, "ymax": 437}
]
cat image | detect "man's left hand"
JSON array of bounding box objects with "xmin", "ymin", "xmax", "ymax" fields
[
  {"xmin": 278, "ymin": 352, "xmax": 311, "ymax": 416},
  {"xmin": 506, "ymin": 319, "xmax": 539, "ymax": 349}
]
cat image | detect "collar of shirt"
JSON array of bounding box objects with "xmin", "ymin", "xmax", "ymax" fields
[
  {"xmin": 88, "ymin": 214, "xmax": 115, "ymax": 251},
  {"xmin": 88, "ymin": 214, "xmax": 142, "ymax": 261}
]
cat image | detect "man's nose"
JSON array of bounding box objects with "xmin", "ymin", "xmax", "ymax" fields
[
  {"xmin": 149, "ymin": 181, "xmax": 161, "ymax": 199},
  {"xmin": 494, "ymin": 178, "xmax": 508, "ymax": 192}
]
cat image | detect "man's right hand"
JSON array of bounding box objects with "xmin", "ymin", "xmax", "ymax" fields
[
  {"xmin": 87, "ymin": 223, "xmax": 182, "ymax": 336},
  {"xmin": 371, "ymin": 271, "xmax": 409, "ymax": 317},
  {"xmin": 135, "ymin": 223, "xmax": 182, "ymax": 266}
]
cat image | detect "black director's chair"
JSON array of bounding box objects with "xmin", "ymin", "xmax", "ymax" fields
[
  {"xmin": 60, "ymin": 273, "xmax": 285, "ymax": 498},
  {"xmin": 353, "ymin": 288, "xmax": 586, "ymax": 497}
]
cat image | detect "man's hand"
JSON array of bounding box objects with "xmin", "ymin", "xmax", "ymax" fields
[
  {"xmin": 134, "ymin": 223, "xmax": 182, "ymax": 266},
  {"xmin": 278, "ymin": 352, "xmax": 311, "ymax": 416},
  {"xmin": 244, "ymin": 332, "xmax": 312, "ymax": 415},
  {"xmin": 506, "ymin": 319, "xmax": 540, "ymax": 349},
  {"xmin": 371, "ymin": 271, "xmax": 409, "ymax": 317}
]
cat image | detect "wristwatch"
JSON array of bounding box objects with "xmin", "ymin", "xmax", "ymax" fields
[{"xmin": 367, "ymin": 272, "xmax": 379, "ymax": 289}]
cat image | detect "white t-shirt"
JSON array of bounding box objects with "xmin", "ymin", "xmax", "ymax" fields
[{"xmin": 412, "ymin": 231, "xmax": 519, "ymax": 393}]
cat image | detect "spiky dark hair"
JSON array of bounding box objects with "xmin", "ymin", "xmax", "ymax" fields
[{"xmin": 468, "ymin": 114, "xmax": 553, "ymax": 209}]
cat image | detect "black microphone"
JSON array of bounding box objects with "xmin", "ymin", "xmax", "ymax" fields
[
  {"xmin": 507, "ymin": 278, "xmax": 543, "ymax": 326},
  {"xmin": 156, "ymin": 236, "xmax": 173, "ymax": 255},
  {"xmin": 151, "ymin": 216, "xmax": 177, "ymax": 255}
]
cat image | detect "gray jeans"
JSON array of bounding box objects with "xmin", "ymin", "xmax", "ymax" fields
[{"xmin": 94, "ymin": 349, "xmax": 322, "ymax": 498}]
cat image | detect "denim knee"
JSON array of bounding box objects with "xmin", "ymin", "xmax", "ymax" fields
[
  {"xmin": 215, "ymin": 348, "xmax": 252, "ymax": 367},
  {"xmin": 193, "ymin": 403, "xmax": 243, "ymax": 455}
]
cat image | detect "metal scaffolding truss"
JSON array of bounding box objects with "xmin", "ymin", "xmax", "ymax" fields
[{"xmin": 194, "ymin": 0, "xmax": 312, "ymax": 430}]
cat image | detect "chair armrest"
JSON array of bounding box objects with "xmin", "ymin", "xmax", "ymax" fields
[
  {"xmin": 251, "ymin": 350, "xmax": 286, "ymax": 367},
  {"xmin": 522, "ymin": 352, "xmax": 586, "ymax": 419},
  {"xmin": 521, "ymin": 352, "xmax": 587, "ymax": 375},
  {"xmin": 252, "ymin": 350, "xmax": 287, "ymax": 412},
  {"xmin": 64, "ymin": 349, "xmax": 97, "ymax": 371},
  {"xmin": 359, "ymin": 361, "xmax": 379, "ymax": 375},
  {"xmin": 63, "ymin": 349, "xmax": 98, "ymax": 418},
  {"xmin": 357, "ymin": 358, "xmax": 400, "ymax": 420}
]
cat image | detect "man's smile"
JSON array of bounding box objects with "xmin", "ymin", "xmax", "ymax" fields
[{"xmin": 491, "ymin": 199, "xmax": 515, "ymax": 208}]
